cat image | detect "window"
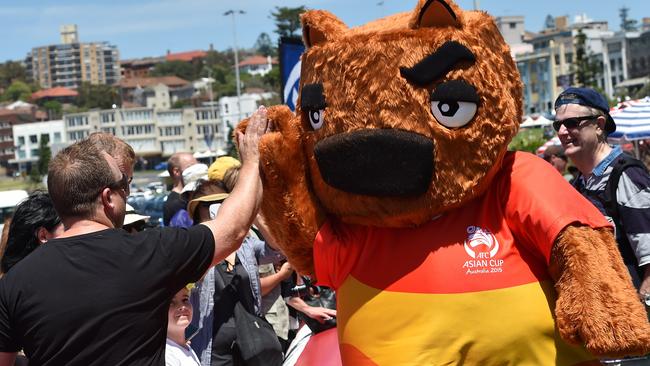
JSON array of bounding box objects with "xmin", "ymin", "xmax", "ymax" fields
[
  {"xmin": 509, "ymin": 22, "xmax": 516, "ymax": 29},
  {"xmin": 100, "ymin": 112, "xmax": 115, "ymax": 123},
  {"xmin": 53, "ymin": 132, "xmax": 61, "ymax": 143},
  {"xmin": 68, "ymin": 131, "xmax": 88, "ymax": 141},
  {"xmin": 18, "ymin": 136, "xmax": 25, "ymax": 145},
  {"xmin": 29, "ymin": 135, "xmax": 38, "ymax": 144},
  {"xmin": 195, "ymin": 110, "xmax": 214, "ymax": 120},
  {"xmin": 66, "ymin": 115, "xmax": 89, "ymax": 127},
  {"xmin": 160, "ymin": 126, "xmax": 184, "ymax": 136}
]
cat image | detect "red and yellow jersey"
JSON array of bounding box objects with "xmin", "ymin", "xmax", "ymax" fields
[{"xmin": 314, "ymin": 152, "xmax": 611, "ymax": 366}]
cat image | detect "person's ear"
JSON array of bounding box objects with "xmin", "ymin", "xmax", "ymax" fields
[
  {"xmin": 36, "ymin": 227, "xmax": 49, "ymax": 244},
  {"xmin": 101, "ymin": 187, "xmax": 116, "ymax": 210}
]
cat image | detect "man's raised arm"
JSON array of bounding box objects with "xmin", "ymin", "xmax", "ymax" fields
[{"xmin": 201, "ymin": 106, "xmax": 270, "ymax": 266}]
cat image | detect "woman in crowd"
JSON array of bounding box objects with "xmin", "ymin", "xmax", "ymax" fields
[
  {"xmin": 0, "ymin": 191, "xmax": 63, "ymax": 275},
  {"xmin": 123, "ymin": 204, "xmax": 150, "ymax": 233},
  {"xmin": 188, "ymin": 178, "xmax": 284, "ymax": 366},
  {"xmin": 166, "ymin": 285, "xmax": 201, "ymax": 366}
]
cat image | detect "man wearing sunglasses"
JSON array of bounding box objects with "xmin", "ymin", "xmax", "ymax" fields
[
  {"xmin": 554, "ymin": 87, "xmax": 650, "ymax": 304},
  {"xmin": 0, "ymin": 107, "xmax": 272, "ymax": 366}
]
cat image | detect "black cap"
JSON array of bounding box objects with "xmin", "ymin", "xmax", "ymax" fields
[{"xmin": 554, "ymin": 87, "xmax": 616, "ymax": 134}]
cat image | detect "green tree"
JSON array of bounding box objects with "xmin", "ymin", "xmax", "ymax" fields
[
  {"xmin": 208, "ymin": 64, "xmax": 238, "ymax": 97},
  {"xmin": 270, "ymin": 6, "xmax": 306, "ymax": 39},
  {"xmin": 150, "ymin": 61, "xmax": 196, "ymax": 81},
  {"xmin": 30, "ymin": 134, "xmax": 51, "ymax": 183},
  {"xmin": 43, "ymin": 100, "xmax": 62, "ymax": 119},
  {"xmin": 0, "ymin": 61, "xmax": 27, "ymax": 90},
  {"xmin": 76, "ymin": 82, "xmax": 118, "ymax": 109},
  {"xmin": 573, "ymin": 29, "xmax": 601, "ymax": 88},
  {"xmin": 205, "ymin": 50, "xmax": 234, "ymax": 69},
  {"xmin": 508, "ymin": 128, "xmax": 547, "ymax": 153},
  {"xmin": 37, "ymin": 134, "xmax": 51, "ymax": 178},
  {"xmin": 254, "ymin": 32, "xmax": 277, "ymax": 57},
  {"xmin": 1, "ymin": 80, "xmax": 32, "ymax": 101},
  {"xmin": 262, "ymin": 66, "xmax": 281, "ymax": 92},
  {"xmin": 619, "ymin": 7, "xmax": 638, "ymax": 31}
]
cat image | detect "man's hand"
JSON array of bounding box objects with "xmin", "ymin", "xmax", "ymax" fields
[
  {"xmin": 237, "ymin": 106, "xmax": 271, "ymax": 165},
  {"xmin": 278, "ymin": 261, "xmax": 294, "ymax": 280},
  {"xmin": 303, "ymin": 307, "xmax": 337, "ymax": 324},
  {"xmin": 638, "ymin": 265, "xmax": 650, "ymax": 303}
]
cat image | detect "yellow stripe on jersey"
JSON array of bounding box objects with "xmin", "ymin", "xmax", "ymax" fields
[{"xmin": 336, "ymin": 276, "xmax": 596, "ymax": 366}]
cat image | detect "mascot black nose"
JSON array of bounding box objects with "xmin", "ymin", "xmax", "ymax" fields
[{"xmin": 314, "ymin": 129, "xmax": 434, "ymax": 197}]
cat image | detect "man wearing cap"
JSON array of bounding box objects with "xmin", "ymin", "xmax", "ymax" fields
[{"xmin": 554, "ymin": 87, "xmax": 650, "ymax": 302}]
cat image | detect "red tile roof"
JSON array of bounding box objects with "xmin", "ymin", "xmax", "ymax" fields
[
  {"xmin": 238, "ymin": 55, "xmax": 278, "ymax": 67},
  {"xmin": 117, "ymin": 76, "xmax": 190, "ymax": 89},
  {"xmin": 30, "ymin": 87, "xmax": 78, "ymax": 100},
  {"xmin": 166, "ymin": 50, "xmax": 207, "ymax": 62}
]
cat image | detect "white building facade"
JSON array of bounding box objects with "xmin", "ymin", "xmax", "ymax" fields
[
  {"xmin": 61, "ymin": 92, "xmax": 276, "ymax": 160},
  {"xmin": 11, "ymin": 120, "xmax": 66, "ymax": 172}
]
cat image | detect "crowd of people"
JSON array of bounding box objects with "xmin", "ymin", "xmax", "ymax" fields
[
  {"xmin": 0, "ymin": 87, "xmax": 647, "ymax": 365},
  {"xmin": 0, "ymin": 106, "xmax": 336, "ymax": 366}
]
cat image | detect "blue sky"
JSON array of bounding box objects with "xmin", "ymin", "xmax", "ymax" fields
[{"xmin": 0, "ymin": 0, "xmax": 647, "ymax": 63}]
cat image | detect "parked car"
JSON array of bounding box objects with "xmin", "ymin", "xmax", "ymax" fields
[
  {"xmin": 127, "ymin": 194, "xmax": 166, "ymax": 228},
  {"xmin": 0, "ymin": 190, "xmax": 29, "ymax": 232}
]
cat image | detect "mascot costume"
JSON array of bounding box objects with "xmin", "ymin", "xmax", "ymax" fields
[{"xmin": 238, "ymin": 0, "xmax": 650, "ymax": 364}]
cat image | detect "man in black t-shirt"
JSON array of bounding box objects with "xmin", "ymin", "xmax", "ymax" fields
[
  {"xmin": 0, "ymin": 107, "xmax": 271, "ymax": 366},
  {"xmin": 163, "ymin": 152, "xmax": 198, "ymax": 226}
]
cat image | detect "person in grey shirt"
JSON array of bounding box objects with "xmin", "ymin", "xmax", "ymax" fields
[{"xmin": 554, "ymin": 87, "xmax": 650, "ymax": 302}]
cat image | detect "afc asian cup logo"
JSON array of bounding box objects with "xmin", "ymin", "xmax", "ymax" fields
[{"xmin": 463, "ymin": 226, "xmax": 499, "ymax": 259}]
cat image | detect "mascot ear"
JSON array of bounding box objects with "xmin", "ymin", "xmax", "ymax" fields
[
  {"xmin": 410, "ymin": 0, "xmax": 462, "ymax": 29},
  {"xmin": 302, "ymin": 10, "xmax": 348, "ymax": 48}
]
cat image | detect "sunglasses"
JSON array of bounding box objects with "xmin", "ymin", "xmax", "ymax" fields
[
  {"xmin": 106, "ymin": 173, "xmax": 130, "ymax": 195},
  {"xmin": 553, "ymin": 115, "xmax": 601, "ymax": 132}
]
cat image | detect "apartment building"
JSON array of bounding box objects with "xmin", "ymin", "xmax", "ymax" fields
[
  {"xmin": 64, "ymin": 106, "xmax": 224, "ymax": 158},
  {"xmin": 0, "ymin": 106, "xmax": 39, "ymax": 174},
  {"xmin": 61, "ymin": 92, "xmax": 273, "ymax": 161},
  {"xmin": 515, "ymin": 16, "xmax": 614, "ymax": 114},
  {"xmin": 25, "ymin": 25, "xmax": 120, "ymax": 89},
  {"xmin": 10, "ymin": 120, "xmax": 65, "ymax": 173}
]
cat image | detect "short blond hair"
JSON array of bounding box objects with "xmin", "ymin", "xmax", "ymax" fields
[{"xmin": 87, "ymin": 132, "xmax": 136, "ymax": 170}]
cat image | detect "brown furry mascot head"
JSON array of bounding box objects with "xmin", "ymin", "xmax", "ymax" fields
[{"xmin": 293, "ymin": 1, "xmax": 522, "ymax": 227}]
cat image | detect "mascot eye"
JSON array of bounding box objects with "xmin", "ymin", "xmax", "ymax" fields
[
  {"xmin": 308, "ymin": 109, "xmax": 325, "ymax": 130},
  {"xmin": 430, "ymin": 101, "xmax": 477, "ymax": 128}
]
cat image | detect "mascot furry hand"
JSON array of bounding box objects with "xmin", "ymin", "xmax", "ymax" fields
[{"xmin": 239, "ymin": 0, "xmax": 650, "ymax": 364}]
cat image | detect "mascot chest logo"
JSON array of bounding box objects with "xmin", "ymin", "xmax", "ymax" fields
[{"xmin": 462, "ymin": 226, "xmax": 505, "ymax": 275}]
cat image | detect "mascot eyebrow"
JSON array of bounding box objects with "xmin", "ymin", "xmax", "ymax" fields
[
  {"xmin": 400, "ymin": 41, "xmax": 476, "ymax": 87},
  {"xmin": 301, "ymin": 83, "xmax": 327, "ymax": 110}
]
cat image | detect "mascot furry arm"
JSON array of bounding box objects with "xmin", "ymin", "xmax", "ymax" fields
[{"xmin": 239, "ymin": 0, "xmax": 650, "ymax": 362}]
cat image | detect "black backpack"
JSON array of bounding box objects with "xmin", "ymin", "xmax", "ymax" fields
[
  {"xmin": 602, "ymin": 154, "xmax": 648, "ymax": 222},
  {"xmin": 575, "ymin": 153, "xmax": 649, "ymax": 287}
]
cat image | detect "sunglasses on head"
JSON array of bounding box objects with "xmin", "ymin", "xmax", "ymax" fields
[{"xmin": 553, "ymin": 114, "xmax": 601, "ymax": 132}]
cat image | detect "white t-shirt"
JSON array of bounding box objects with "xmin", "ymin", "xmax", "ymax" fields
[{"xmin": 165, "ymin": 338, "xmax": 201, "ymax": 366}]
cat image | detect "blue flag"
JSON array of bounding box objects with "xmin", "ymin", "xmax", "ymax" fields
[{"xmin": 279, "ymin": 37, "xmax": 305, "ymax": 111}]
